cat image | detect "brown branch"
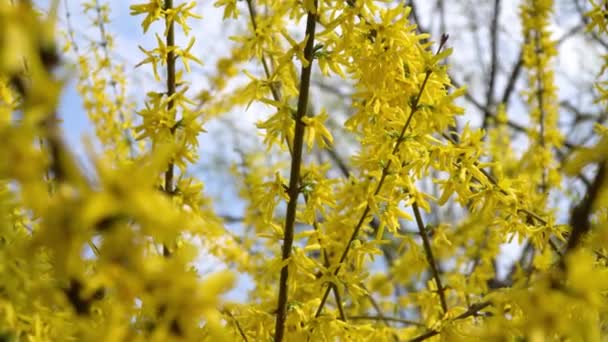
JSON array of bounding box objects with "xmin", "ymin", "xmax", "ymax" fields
[
  {"xmin": 161, "ymin": 0, "xmax": 177, "ymax": 258},
  {"xmin": 332, "ymin": 283, "xmax": 347, "ymax": 321},
  {"xmin": 244, "ymin": 2, "xmax": 346, "ymax": 324},
  {"xmin": 450, "ymin": 75, "xmax": 580, "ymax": 150},
  {"xmin": 362, "ymin": 284, "xmax": 390, "ymax": 324},
  {"xmin": 413, "ymin": 203, "xmax": 447, "ymax": 313},
  {"xmin": 482, "ymin": 0, "xmax": 501, "ymax": 130},
  {"xmin": 407, "ymin": 0, "xmax": 425, "ymax": 35},
  {"xmin": 357, "ymin": 284, "xmax": 402, "ymax": 341},
  {"xmin": 273, "ymin": 2, "xmax": 318, "ymax": 341},
  {"xmin": 408, "ymin": 302, "xmax": 490, "ymax": 342},
  {"xmin": 325, "ymin": 143, "xmax": 351, "ymax": 178}
]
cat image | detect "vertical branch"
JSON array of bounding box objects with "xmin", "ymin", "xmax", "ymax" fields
[
  {"xmin": 273, "ymin": 2, "xmax": 318, "ymax": 341},
  {"xmin": 32, "ymin": 21, "xmax": 100, "ymax": 255},
  {"xmin": 483, "ymin": 0, "xmax": 501, "ymax": 129},
  {"xmin": 247, "ymin": 1, "xmax": 346, "ymax": 321},
  {"xmin": 162, "ymin": 0, "xmax": 176, "ymax": 257}
]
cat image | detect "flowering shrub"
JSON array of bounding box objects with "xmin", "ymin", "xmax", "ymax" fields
[{"xmin": 0, "ymin": 0, "xmax": 607, "ymax": 341}]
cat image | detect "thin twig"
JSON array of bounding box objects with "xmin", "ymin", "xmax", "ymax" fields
[
  {"xmin": 482, "ymin": 0, "xmax": 501, "ymax": 130},
  {"xmin": 360, "ymin": 283, "xmax": 392, "ymax": 326},
  {"xmin": 332, "ymin": 283, "xmax": 348, "ymax": 321},
  {"xmin": 500, "ymin": 50, "xmax": 523, "ymax": 106},
  {"xmin": 407, "ymin": 302, "xmax": 491, "ymax": 342},
  {"xmin": 349, "ymin": 315, "xmax": 424, "ymax": 326},
  {"xmin": 226, "ymin": 310, "xmax": 249, "ymax": 342},
  {"xmin": 413, "ymin": 203, "xmax": 447, "ymax": 313},
  {"xmin": 357, "ymin": 284, "xmax": 402, "ymax": 341}
]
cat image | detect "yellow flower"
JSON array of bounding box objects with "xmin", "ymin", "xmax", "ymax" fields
[
  {"xmin": 130, "ymin": 0, "xmax": 164, "ymax": 33},
  {"xmin": 301, "ymin": 109, "xmax": 333, "ymax": 150}
]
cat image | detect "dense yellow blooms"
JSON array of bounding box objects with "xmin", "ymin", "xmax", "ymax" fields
[{"xmin": 0, "ymin": 0, "xmax": 607, "ymax": 341}]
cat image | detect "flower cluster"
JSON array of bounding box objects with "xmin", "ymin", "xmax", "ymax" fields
[{"xmin": 1, "ymin": 0, "xmax": 608, "ymax": 341}]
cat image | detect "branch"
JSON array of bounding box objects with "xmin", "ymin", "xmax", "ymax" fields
[
  {"xmin": 413, "ymin": 203, "xmax": 447, "ymax": 313},
  {"xmin": 244, "ymin": 4, "xmax": 346, "ymax": 325},
  {"xmin": 220, "ymin": 214, "xmax": 246, "ymax": 223},
  {"xmin": 162, "ymin": 0, "xmax": 177, "ymax": 257},
  {"xmin": 564, "ymin": 161, "xmax": 607, "ymax": 255},
  {"xmin": 273, "ymin": 2, "xmax": 318, "ymax": 341},
  {"xmin": 356, "ymin": 284, "xmax": 402, "ymax": 341},
  {"xmin": 500, "ymin": 50, "xmax": 523, "ymax": 106},
  {"xmin": 482, "ymin": 0, "xmax": 501, "ymax": 129},
  {"xmin": 225, "ymin": 310, "xmax": 249, "ymax": 342},
  {"xmin": 407, "ymin": 302, "xmax": 491, "ymax": 342},
  {"xmin": 349, "ymin": 315, "xmax": 424, "ymax": 326}
]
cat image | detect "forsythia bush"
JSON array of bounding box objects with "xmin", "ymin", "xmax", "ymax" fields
[{"xmin": 1, "ymin": 0, "xmax": 607, "ymax": 341}]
